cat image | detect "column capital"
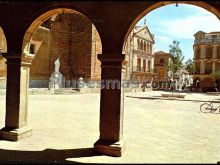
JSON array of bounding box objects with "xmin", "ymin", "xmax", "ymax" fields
[
  {"xmin": 98, "ymin": 53, "xmax": 126, "ymax": 69},
  {"xmin": 98, "ymin": 53, "xmax": 125, "ymax": 62},
  {"xmin": 2, "ymin": 52, "xmax": 21, "ymax": 60},
  {"xmin": 2, "ymin": 52, "xmax": 32, "ymax": 67}
]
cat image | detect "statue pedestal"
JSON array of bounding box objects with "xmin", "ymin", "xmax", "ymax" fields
[{"xmin": 49, "ymin": 72, "xmax": 65, "ymax": 89}]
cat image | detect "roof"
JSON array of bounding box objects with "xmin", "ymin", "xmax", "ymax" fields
[
  {"xmin": 154, "ymin": 51, "xmax": 169, "ymax": 55},
  {"xmin": 154, "ymin": 51, "xmax": 172, "ymax": 58},
  {"xmin": 194, "ymin": 31, "xmax": 220, "ymax": 36},
  {"xmin": 133, "ymin": 25, "xmax": 155, "ymax": 43},
  {"xmin": 194, "ymin": 31, "xmax": 205, "ymax": 36},
  {"xmin": 207, "ymin": 31, "xmax": 220, "ymax": 35}
]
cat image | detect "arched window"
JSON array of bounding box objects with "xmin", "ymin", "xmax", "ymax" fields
[
  {"xmin": 144, "ymin": 42, "xmax": 146, "ymax": 52},
  {"xmin": 137, "ymin": 39, "xmax": 140, "ymax": 50},
  {"xmin": 147, "ymin": 43, "xmax": 150, "ymax": 53},
  {"xmin": 141, "ymin": 40, "xmax": 143, "ymax": 50},
  {"xmin": 149, "ymin": 44, "xmax": 152, "ymax": 54}
]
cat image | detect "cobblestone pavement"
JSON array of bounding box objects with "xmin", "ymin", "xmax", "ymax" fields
[{"xmin": 0, "ymin": 91, "xmax": 220, "ymax": 163}]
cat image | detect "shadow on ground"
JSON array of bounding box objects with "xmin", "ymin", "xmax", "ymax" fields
[
  {"xmin": 0, "ymin": 147, "xmax": 102, "ymax": 164},
  {"xmin": 126, "ymin": 95, "xmax": 216, "ymax": 103}
]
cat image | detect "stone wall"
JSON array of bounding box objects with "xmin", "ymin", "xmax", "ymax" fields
[
  {"xmin": 30, "ymin": 27, "xmax": 51, "ymax": 80},
  {"xmin": 91, "ymin": 24, "xmax": 102, "ymax": 80},
  {"xmin": 29, "ymin": 13, "xmax": 102, "ymax": 88},
  {"xmin": 67, "ymin": 13, "xmax": 92, "ymax": 80},
  {"xmin": 0, "ymin": 13, "xmax": 102, "ymax": 88}
]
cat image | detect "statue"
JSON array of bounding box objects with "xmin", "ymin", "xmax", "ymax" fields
[
  {"xmin": 54, "ymin": 58, "xmax": 60, "ymax": 73},
  {"xmin": 48, "ymin": 58, "xmax": 65, "ymax": 90}
]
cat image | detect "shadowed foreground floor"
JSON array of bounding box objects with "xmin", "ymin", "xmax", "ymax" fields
[{"xmin": 0, "ymin": 91, "xmax": 220, "ymax": 163}]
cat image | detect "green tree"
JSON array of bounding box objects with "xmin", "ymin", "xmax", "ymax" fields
[
  {"xmin": 211, "ymin": 71, "xmax": 220, "ymax": 80},
  {"xmin": 211, "ymin": 71, "xmax": 220, "ymax": 91},
  {"xmin": 167, "ymin": 40, "xmax": 184, "ymax": 79},
  {"xmin": 185, "ymin": 59, "xmax": 196, "ymax": 75}
]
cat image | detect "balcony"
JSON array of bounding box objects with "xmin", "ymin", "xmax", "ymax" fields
[
  {"xmin": 132, "ymin": 66, "xmax": 152, "ymax": 73},
  {"xmin": 194, "ymin": 38, "xmax": 220, "ymax": 45}
]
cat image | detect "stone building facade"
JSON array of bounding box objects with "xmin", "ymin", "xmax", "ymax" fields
[
  {"xmin": 123, "ymin": 25, "xmax": 155, "ymax": 84},
  {"xmin": 193, "ymin": 31, "xmax": 220, "ymax": 91},
  {"xmin": 154, "ymin": 51, "xmax": 173, "ymax": 83}
]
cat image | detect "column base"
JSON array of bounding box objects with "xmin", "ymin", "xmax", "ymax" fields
[
  {"xmin": 94, "ymin": 138, "xmax": 126, "ymax": 157},
  {"xmin": 0, "ymin": 126, "xmax": 32, "ymax": 141}
]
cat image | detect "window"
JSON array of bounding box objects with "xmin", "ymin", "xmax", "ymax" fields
[
  {"xmin": 140, "ymin": 40, "xmax": 143, "ymax": 51},
  {"xmin": 137, "ymin": 39, "xmax": 140, "ymax": 50},
  {"xmin": 217, "ymin": 47, "xmax": 220, "ymax": 59},
  {"xmin": 160, "ymin": 58, "xmax": 165, "ymax": 63},
  {"xmin": 195, "ymin": 62, "xmax": 200, "ymax": 74},
  {"xmin": 147, "ymin": 44, "xmax": 150, "ymax": 53},
  {"xmin": 195, "ymin": 47, "xmax": 200, "ymax": 59},
  {"xmin": 205, "ymin": 62, "xmax": 212, "ymax": 74},
  {"xmin": 29, "ymin": 43, "xmax": 35, "ymax": 54},
  {"xmin": 148, "ymin": 60, "xmax": 151, "ymax": 72},
  {"xmin": 212, "ymin": 35, "xmax": 217, "ymax": 39},
  {"xmin": 205, "ymin": 47, "xmax": 212, "ymax": 59},
  {"xmin": 137, "ymin": 58, "xmax": 141, "ymax": 72},
  {"xmin": 143, "ymin": 59, "xmax": 146, "ymax": 72}
]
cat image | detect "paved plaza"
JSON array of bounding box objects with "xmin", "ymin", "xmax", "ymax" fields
[{"xmin": 0, "ymin": 90, "xmax": 220, "ymax": 163}]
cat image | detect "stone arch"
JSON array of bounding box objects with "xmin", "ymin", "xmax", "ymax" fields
[
  {"xmin": 124, "ymin": 1, "xmax": 220, "ymax": 43},
  {"xmin": 0, "ymin": 27, "xmax": 7, "ymax": 53},
  {"xmin": 22, "ymin": 8, "xmax": 102, "ymax": 58},
  {"xmin": 22, "ymin": 7, "xmax": 103, "ymax": 88},
  {"xmin": 0, "ymin": 27, "xmax": 7, "ymax": 89}
]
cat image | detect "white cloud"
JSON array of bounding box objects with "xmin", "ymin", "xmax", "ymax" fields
[
  {"xmin": 154, "ymin": 35, "xmax": 173, "ymax": 44},
  {"xmin": 159, "ymin": 14, "xmax": 220, "ymax": 39},
  {"xmin": 180, "ymin": 4, "xmax": 214, "ymax": 16}
]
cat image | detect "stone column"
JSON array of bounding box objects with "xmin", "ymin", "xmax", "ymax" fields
[
  {"xmin": 213, "ymin": 45, "xmax": 217, "ymax": 59},
  {"xmin": 193, "ymin": 46, "xmax": 196, "ymax": 59},
  {"xmin": 201, "ymin": 46, "xmax": 206, "ymax": 59},
  {"xmin": 94, "ymin": 53, "xmax": 125, "ymax": 157},
  {"xmin": 200, "ymin": 60, "xmax": 205, "ymax": 74},
  {"xmin": 213, "ymin": 61, "xmax": 216, "ymax": 73},
  {"xmin": 0, "ymin": 54, "xmax": 32, "ymax": 141}
]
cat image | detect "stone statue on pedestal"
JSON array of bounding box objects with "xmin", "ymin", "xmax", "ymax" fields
[
  {"xmin": 48, "ymin": 58, "xmax": 65, "ymax": 91},
  {"xmin": 54, "ymin": 58, "xmax": 60, "ymax": 73}
]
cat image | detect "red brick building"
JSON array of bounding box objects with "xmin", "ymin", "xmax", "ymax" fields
[{"xmin": 0, "ymin": 12, "xmax": 102, "ymax": 88}]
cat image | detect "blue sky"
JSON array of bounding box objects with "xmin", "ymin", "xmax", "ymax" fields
[{"xmin": 136, "ymin": 4, "xmax": 220, "ymax": 62}]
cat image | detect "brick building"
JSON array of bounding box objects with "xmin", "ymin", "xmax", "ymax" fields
[
  {"xmin": 0, "ymin": 12, "xmax": 102, "ymax": 88},
  {"xmin": 193, "ymin": 31, "xmax": 220, "ymax": 91}
]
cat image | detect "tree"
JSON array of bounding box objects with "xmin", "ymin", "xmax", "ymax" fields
[
  {"xmin": 185, "ymin": 59, "xmax": 196, "ymax": 75},
  {"xmin": 211, "ymin": 71, "xmax": 220, "ymax": 80},
  {"xmin": 211, "ymin": 71, "xmax": 220, "ymax": 91},
  {"xmin": 167, "ymin": 40, "xmax": 184, "ymax": 79}
]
